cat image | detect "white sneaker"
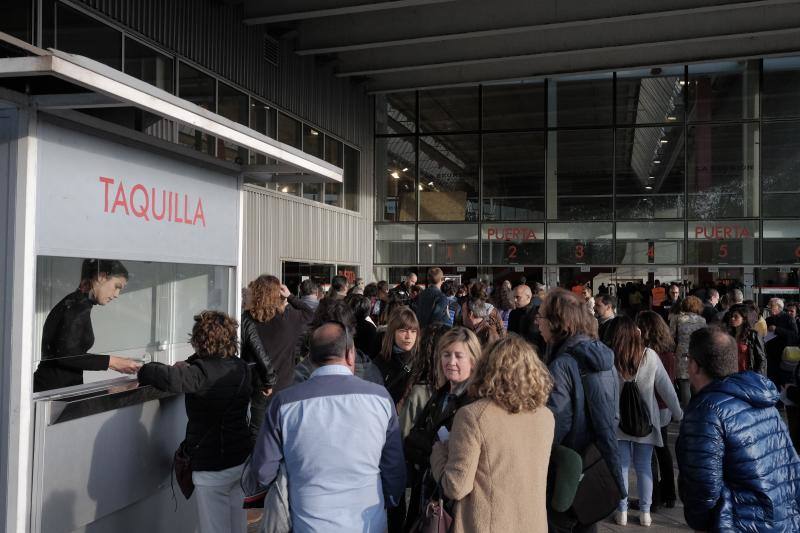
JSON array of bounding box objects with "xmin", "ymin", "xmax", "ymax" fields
[
  {"xmin": 614, "ymin": 510, "xmax": 627, "ymax": 526},
  {"xmin": 640, "ymin": 512, "xmax": 652, "ymax": 527}
]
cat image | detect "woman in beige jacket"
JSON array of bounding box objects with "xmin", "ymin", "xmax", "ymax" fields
[{"xmin": 430, "ymin": 334, "xmax": 554, "ymax": 533}]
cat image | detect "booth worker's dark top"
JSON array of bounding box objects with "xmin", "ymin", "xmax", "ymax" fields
[{"xmin": 33, "ymin": 290, "xmax": 110, "ymax": 392}]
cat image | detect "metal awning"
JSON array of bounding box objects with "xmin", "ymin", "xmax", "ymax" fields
[{"xmin": 0, "ymin": 32, "xmax": 342, "ymax": 183}]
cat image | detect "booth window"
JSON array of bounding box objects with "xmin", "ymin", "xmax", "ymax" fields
[
  {"xmin": 33, "ymin": 257, "xmax": 233, "ymax": 394},
  {"xmin": 55, "ymin": 4, "xmax": 122, "ymax": 70}
]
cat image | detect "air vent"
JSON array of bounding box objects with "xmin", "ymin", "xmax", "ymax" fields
[{"xmin": 263, "ymin": 34, "xmax": 279, "ymax": 67}]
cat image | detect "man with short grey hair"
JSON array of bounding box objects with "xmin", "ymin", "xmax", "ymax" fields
[{"xmin": 249, "ymin": 322, "xmax": 406, "ymax": 532}]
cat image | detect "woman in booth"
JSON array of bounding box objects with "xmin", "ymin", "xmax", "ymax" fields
[
  {"xmin": 34, "ymin": 258, "xmax": 142, "ymax": 393},
  {"xmin": 138, "ymin": 311, "xmax": 251, "ymax": 533}
]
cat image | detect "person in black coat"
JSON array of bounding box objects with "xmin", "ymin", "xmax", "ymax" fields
[
  {"xmin": 374, "ymin": 307, "xmax": 420, "ymax": 407},
  {"xmin": 138, "ymin": 310, "xmax": 252, "ymax": 533},
  {"xmin": 240, "ymin": 298, "xmax": 277, "ymax": 441},
  {"xmin": 766, "ymin": 297, "xmax": 799, "ymax": 387},
  {"xmin": 34, "ymin": 259, "xmax": 142, "ymax": 393},
  {"xmin": 346, "ymin": 293, "xmax": 379, "ymax": 358},
  {"xmin": 725, "ymin": 304, "xmax": 767, "ymax": 374}
]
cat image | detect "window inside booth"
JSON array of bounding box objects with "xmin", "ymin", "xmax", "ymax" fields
[{"xmin": 33, "ymin": 256, "xmax": 234, "ymax": 394}]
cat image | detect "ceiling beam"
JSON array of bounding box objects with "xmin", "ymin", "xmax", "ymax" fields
[
  {"xmin": 242, "ymin": 0, "xmax": 454, "ymax": 25},
  {"xmin": 32, "ymin": 93, "xmax": 129, "ymax": 109},
  {"xmin": 334, "ymin": 4, "xmax": 800, "ymax": 76},
  {"xmin": 293, "ymin": 0, "xmax": 800, "ymax": 54},
  {"xmin": 364, "ymin": 27, "xmax": 800, "ymax": 92}
]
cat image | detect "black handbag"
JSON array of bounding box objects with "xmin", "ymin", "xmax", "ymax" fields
[{"xmin": 172, "ymin": 361, "xmax": 247, "ymax": 500}]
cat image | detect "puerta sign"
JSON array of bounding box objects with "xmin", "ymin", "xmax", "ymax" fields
[{"xmin": 35, "ymin": 121, "xmax": 239, "ymax": 266}]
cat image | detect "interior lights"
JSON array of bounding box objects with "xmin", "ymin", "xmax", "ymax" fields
[{"xmin": 390, "ymin": 171, "xmax": 400, "ymax": 179}]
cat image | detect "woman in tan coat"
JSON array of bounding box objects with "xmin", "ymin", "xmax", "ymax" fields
[{"xmin": 430, "ymin": 334, "xmax": 554, "ymax": 533}]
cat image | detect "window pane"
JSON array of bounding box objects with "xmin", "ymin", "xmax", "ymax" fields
[
  {"xmin": 549, "ymin": 73, "xmax": 613, "ymax": 128},
  {"xmin": 762, "ymin": 121, "xmax": 800, "ymax": 217},
  {"xmin": 303, "ymin": 125, "xmax": 324, "ymax": 159},
  {"xmin": 419, "ymin": 224, "xmax": 479, "ymax": 264},
  {"xmin": 249, "ymin": 100, "xmax": 277, "ymax": 164},
  {"xmin": 687, "ymin": 123, "xmax": 758, "ymax": 218},
  {"xmin": 344, "ymin": 145, "xmax": 359, "ymax": 212},
  {"xmin": 615, "ymin": 126, "xmax": 685, "ymax": 218},
  {"xmin": 275, "ymin": 183, "xmax": 300, "ymax": 196},
  {"xmin": 687, "ymin": 220, "xmax": 759, "ymax": 264},
  {"xmin": 325, "ymin": 182, "xmax": 342, "ymax": 207},
  {"xmin": 0, "ymin": 2, "xmax": 31, "ymax": 43},
  {"xmin": 217, "ymin": 83, "xmax": 248, "ymax": 163},
  {"xmin": 616, "ymin": 66, "xmax": 685, "ymax": 125},
  {"xmin": 481, "ymin": 223, "xmax": 545, "ymax": 265},
  {"xmin": 303, "ymin": 183, "xmax": 322, "ymax": 202},
  {"xmin": 277, "ymin": 112, "xmax": 302, "ymax": 149},
  {"xmin": 482, "ymin": 133, "xmax": 545, "ymax": 221},
  {"xmin": 376, "ymin": 93, "xmax": 416, "ymax": 134},
  {"xmin": 547, "ymin": 222, "xmax": 613, "ymax": 264},
  {"xmin": 178, "ymin": 63, "xmax": 216, "ymax": 155},
  {"xmin": 376, "ymin": 137, "xmax": 415, "ymax": 221},
  {"xmin": 419, "ymin": 87, "xmax": 479, "ymax": 132},
  {"xmin": 688, "ymin": 61, "xmax": 758, "ymax": 122},
  {"xmin": 56, "ymin": 5, "xmax": 121, "ymax": 69},
  {"xmin": 482, "ymin": 82, "xmax": 545, "ymax": 130},
  {"xmin": 419, "ymin": 135, "xmax": 479, "ymax": 221},
  {"xmin": 763, "ymin": 56, "xmax": 800, "ymax": 119},
  {"xmin": 550, "ymin": 129, "xmax": 613, "ymax": 220},
  {"xmin": 325, "ymin": 136, "xmax": 343, "ymax": 167},
  {"xmin": 124, "ymin": 38, "xmax": 174, "ymax": 93},
  {"xmin": 375, "ymin": 224, "xmax": 416, "ymax": 264},
  {"xmin": 763, "ymin": 221, "xmax": 800, "ymax": 264},
  {"xmin": 616, "ymin": 221, "xmax": 684, "ymax": 264}
]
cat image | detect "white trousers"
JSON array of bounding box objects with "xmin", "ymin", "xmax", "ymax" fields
[{"xmin": 192, "ymin": 463, "xmax": 247, "ymax": 533}]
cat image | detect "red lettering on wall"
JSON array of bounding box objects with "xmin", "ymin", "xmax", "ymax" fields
[
  {"xmin": 694, "ymin": 224, "xmax": 752, "ymax": 240},
  {"xmin": 485, "ymin": 226, "xmax": 538, "ymax": 241},
  {"xmin": 98, "ymin": 176, "xmax": 207, "ymax": 227}
]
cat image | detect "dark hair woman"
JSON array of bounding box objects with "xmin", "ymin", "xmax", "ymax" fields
[
  {"xmin": 635, "ymin": 310, "xmax": 679, "ymax": 510},
  {"xmin": 611, "ymin": 315, "xmax": 682, "ymax": 527},
  {"xmin": 726, "ymin": 303, "xmax": 767, "ymax": 374},
  {"xmin": 346, "ymin": 293, "xmax": 378, "ymax": 357},
  {"xmin": 138, "ymin": 311, "xmax": 252, "ymax": 533},
  {"xmin": 375, "ymin": 307, "xmax": 420, "ymax": 406},
  {"xmin": 243, "ymin": 274, "xmax": 314, "ymax": 437},
  {"xmin": 34, "ymin": 258, "xmax": 142, "ymax": 393}
]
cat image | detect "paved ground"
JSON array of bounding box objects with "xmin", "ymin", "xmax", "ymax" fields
[{"xmin": 249, "ymin": 423, "xmax": 692, "ymax": 532}]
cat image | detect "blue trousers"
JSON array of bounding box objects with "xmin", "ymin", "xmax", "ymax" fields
[{"xmin": 617, "ymin": 440, "xmax": 655, "ymax": 513}]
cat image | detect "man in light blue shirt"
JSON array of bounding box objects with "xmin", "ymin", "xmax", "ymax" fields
[{"xmin": 250, "ymin": 321, "xmax": 405, "ymax": 532}]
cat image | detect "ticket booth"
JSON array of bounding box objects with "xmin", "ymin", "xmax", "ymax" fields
[{"xmin": 0, "ymin": 40, "xmax": 341, "ymax": 532}]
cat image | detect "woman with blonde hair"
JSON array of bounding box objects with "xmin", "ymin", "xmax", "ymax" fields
[
  {"xmin": 403, "ymin": 327, "xmax": 482, "ymax": 528},
  {"xmin": 430, "ymin": 335, "xmax": 554, "ymax": 533},
  {"xmin": 243, "ymin": 274, "xmax": 314, "ymax": 437}
]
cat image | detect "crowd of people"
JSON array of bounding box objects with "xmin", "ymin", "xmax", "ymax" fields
[{"xmin": 135, "ymin": 268, "xmax": 800, "ymax": 533}]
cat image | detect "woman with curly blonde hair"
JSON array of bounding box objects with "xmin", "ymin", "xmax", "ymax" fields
[{"xmin": 430, "ymin": 334, "xmax": 554, "ymax": 533}]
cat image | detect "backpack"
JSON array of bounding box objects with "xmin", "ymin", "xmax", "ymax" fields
[{"xmin": 618, "ymin": 355, "xmax": 653, "ymax": 438}]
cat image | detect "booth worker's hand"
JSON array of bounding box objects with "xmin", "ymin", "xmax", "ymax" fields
[{"xmin": 109, "ymin": 356, "xmax": 142, "ymax": 375}]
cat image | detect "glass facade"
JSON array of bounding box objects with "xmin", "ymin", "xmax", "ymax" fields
[{"xmin": 375, "ymin": 57, "xmax": 800, "ymax": 267}]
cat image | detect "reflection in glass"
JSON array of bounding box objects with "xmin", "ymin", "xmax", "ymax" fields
[
  {"xmin": 763, "ymin": 221, "xmax": 800, "ymax": 264},
  {"xmin": 343, "ymin": 145, "xmax": 360, "ymax": 212},
  {"xmin": 419, "ymin": 135, "xmax": 479, "ymax": 221},
  {"xmin": 550, "ymin": 129, "xmax": 613, "ymax": 220},
  {"xmin": 762, "ymin": 121, "xmax": 800, "ymax": 217},
  {"xmin": 303, "ymin": 124, "xmax": 324, "ymax": 159},
  {"xmin": 482, "ymin": 82, "xmax": 545, "ymax": 130},
  {"xmin": 303, "ymin": 183, "xmax": 322, "ymax": 202},
  {"xmin": 124, "ymin": 38, "xmax": 174, "ymax": 93},
  {"xmin": 178, "ymin": 63, "xmax": 216, "ymax": 155},
  {"xmin": 549, "ymin": 73, "xmax": 613, "ymax": 127},
  {"xmin": 418, "ymin": 224, "xmax": 479, "ymax": 264},
  {"xmin": 616, "ymin": 221, "xmax": 684, "ymax": 264},
  {"xmin": 325, "ymin": 182, "xmax": 343, "ymax": 208},
  {"xmin": 218, "ymin": 83, "xmax": 248, "ymax": 162},
  {"xmin": 376, "ymin": 137, "xmax": 415, "ymax": 221},
  {"xmin": 249, "ymin": 100, "xmax": 277, "ymax": 164},
  {"xmin": 325, "ymin": 136, "xmax": 343, "ymax": 167},
  {"xmin": 687, "ymin": 123, "xmax": 758, "ymax": 218},
  {"xmin": 763, "ymin": 56, "xmax": 800, "ymax": 119},
  {"xmin": 419, "ymin": 87, "xmax": 479, "ymax": 132},
  {"xmin": 616, "ymin": 67, "xmax": 685, "ymax": 125},
  {"xmin": 0, "ymin": 2, "xmax": 31, "ymax": 42},
  {"xmin": 34, "ymin": 259, "xmax": 138, "ymax": 393},
  {"xmin": 616, "ymin": 126, "xmax": 684, "ymax": 218},
  {"xmin": 56, "ymin": 4, "xmax": 121, "ymax": 69},
  {"xmin": 375, "ymin": 224, "xmax": 416, "ymax": 264},
  {"xmin": 278, "ymin": 112, "xmax": 302, "ymax": 149},
  {"xmin": 274, "ymin": 183, "xmax": 300, "ymax": 196},
  {"xmin": 688, "ymin": 61, "xmax": 758, "ymax": 122},
  {"xmin": 376, "ymin": 92, "xmax": 416, "ymax": 134},
  {"xmin": 482, "ymin": 133, "xmax": 545, "ymax": 220}
]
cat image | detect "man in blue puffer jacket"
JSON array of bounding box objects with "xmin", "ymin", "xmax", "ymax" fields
[{"xmin": 677, "ymin": 327, "xmax": 800, "ymax": 532}]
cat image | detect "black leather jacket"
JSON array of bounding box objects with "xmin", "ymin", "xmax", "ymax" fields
[{"xmin": 241, "ymin": 311, "xmax": 277, "ymax": 389}]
